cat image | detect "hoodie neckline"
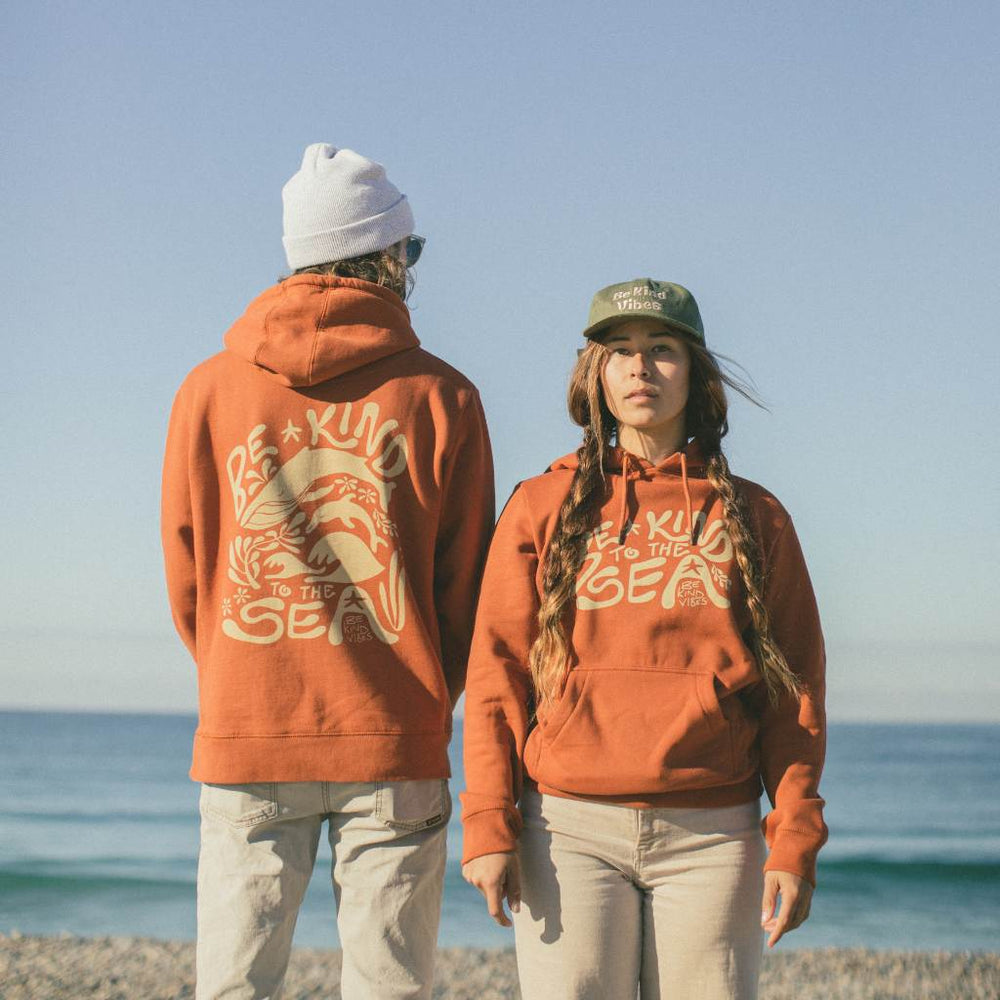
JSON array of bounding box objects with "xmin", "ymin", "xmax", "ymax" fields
[
  {"xmin": 224, "ymin": 275, "xmax": 420, "ymax": 388},
  {"xmin": 613, "ymin": 443, "xmax": 702, "ymax": 545},
  {"xmin": 605, "ymin": 440, "xmax": 704, "ymax": 477},
  {"xmin": 547, "ymin": 440, "xmax": 706, "ymax": 547}
]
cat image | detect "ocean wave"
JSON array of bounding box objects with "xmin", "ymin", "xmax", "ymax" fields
[
  {"xmin": 1, "ymin": 855, "xmax": 194, "ymax": 871},
  {"xmin": 0, "ymin": 808, "xmax": 195, "ymax": 823},
  {"xmin": 0, "ymin": 870, "xmax": 195, "ymax": 894},
  {"xmin": 3, "ymin": 856, "xmax": 996, "ymax": 895},
  {"xmin": 818, "ymin": 857, "xmax": 1000, "ymax": 883}
]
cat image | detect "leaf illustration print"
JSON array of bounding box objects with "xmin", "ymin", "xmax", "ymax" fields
[
  {"xmin": 261, "ymin": 516, "xmax": 306, "ymax": 553},
  {"xmin": 372, "ymin": 510, "xmax": 398, "ymax": 538},
  {"xmin": 228, "ymin": 536, "xmax": 264, "ymax": 589}
]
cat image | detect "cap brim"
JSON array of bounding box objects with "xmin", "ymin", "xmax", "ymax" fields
[{"xmin": 582, "ymin": 316, "xmax": 703, "ymax": 343}]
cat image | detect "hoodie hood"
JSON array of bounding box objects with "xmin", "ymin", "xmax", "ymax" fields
[
  {"xmin": 224, "ymin": 274, "xmax": 420, "ymax": 387},
  {"xmin": 546, "ymin": 439, "xmax": 705, "ymax": 476},
  {"xmin": 548, "ymin": 439, "xmax": 708, "ymax": 546}
]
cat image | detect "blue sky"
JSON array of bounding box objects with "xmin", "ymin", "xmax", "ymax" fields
[{"xmin": 2, "ymin": 1, "xmax": 998, "ymax": 719}]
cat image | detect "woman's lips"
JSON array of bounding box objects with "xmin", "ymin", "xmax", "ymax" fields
[{"xmin": 626, "ymin": 388, "xmax": 658, "ymax": 400}]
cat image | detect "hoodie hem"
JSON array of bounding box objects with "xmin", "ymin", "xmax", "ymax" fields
[
  {"xmin": 532, "ymin": 775, "xmax": 762, "ymax": 810},
  {"xmin": 190, "ymin": 731, "xmax": 452, "ymax": 783}
]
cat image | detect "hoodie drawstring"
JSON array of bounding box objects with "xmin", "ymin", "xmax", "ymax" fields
[
  {"xmin": 616, "ymin": 451, "xmax": 630, "ymax": 544},
  {"xmin": 616, "ymin": 447, "xmax": 696, "ymax": 546},
  {"xmin": 680, "ymin": 450, "xmax": 695, "ymax": 545}
]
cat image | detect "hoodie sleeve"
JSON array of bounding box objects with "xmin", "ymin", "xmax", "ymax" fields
[
  {"xmin": 751, "ymin": 514, "xmax": 828, "ymax": 886},
  {"xmin": 434, "ymin": 389, "xmax": 495, "ymax": 705},
  {"xmin": 459, "ymin": 486, "xmax": 537, "ymax": 864},
  {"xmin": 161, "ymin": 384, "xmax": 198, "ymax": 660}
]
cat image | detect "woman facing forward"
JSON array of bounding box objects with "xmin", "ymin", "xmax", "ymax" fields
[{"xmin": 461, "ymin": 279, "xmax": 827, "ymax": 1000}]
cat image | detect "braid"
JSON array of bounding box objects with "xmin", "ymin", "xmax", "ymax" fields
[
  {"xmin": 529, "ymin": 428, "xmax": 608, "ymax": 703},
  {"xmin": 685, "ymin": 339, "xmax": 803, "ymax": 706},
  {"xmin": 704, "ymin": 447, "xmax": 802, "ymax": 705},
  {"xmin": 528, "ymin": 342, "xmax": 614, "ymax": 705}
]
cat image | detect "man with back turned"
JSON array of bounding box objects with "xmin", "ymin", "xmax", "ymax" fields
[{"xmin": 161, "ymin": 143, "xmax": 494, "ymax": 998}]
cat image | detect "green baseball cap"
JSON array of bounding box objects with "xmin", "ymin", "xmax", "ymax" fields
[{"xmin": 582, "ymin": 278, "xmax": 705, "ymax": 344}]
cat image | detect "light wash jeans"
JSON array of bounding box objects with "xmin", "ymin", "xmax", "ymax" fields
[
  {"xmin": 196, "ymin": 779, "xmax": 450, "ymax": 1000},
  {"xmin": 513, "ymin": 788, "xmax": 765, "ymax": 1000}
]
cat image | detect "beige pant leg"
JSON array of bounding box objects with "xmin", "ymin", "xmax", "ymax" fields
[
  {"xmin": 330, "ymin": 779, "xmax": 450, "ymax": 1000},
  {"xmin": 513, "ymin": 789, "xmax": 643, "ymax": 1000},
  {"xmin": 638, "ymin": 801, "xmax": 765, "ymax": 1000},
  {"xmin": 196, "ymin": 781, "xmax": 324, "ymax": 1000}
]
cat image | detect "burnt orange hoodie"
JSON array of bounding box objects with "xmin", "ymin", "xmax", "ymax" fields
[
  {"xmin": 460, "ymin": 442, "xmax": 827, "ymax": 885},
  {"xmin": 162, "ymin": 274, "xmax": 494, "ymax": 783}
]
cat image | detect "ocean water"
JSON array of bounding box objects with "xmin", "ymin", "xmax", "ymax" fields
[{"xmin": 0, "ymin": 711, "xmax": 997, "ymax": 952}]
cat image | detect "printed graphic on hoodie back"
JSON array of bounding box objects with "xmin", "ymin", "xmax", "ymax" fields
[
  {"xmin": 221, "ymin": 402, "xmax": 409, "ymax": 646},
  {"xmin": 577, "ymin": 511, "xmax": 732, "ymax": 610}
]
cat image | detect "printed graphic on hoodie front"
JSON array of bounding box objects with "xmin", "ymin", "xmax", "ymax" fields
[
  {"xmin": 577, "ymin": 510, "xmax": 732, "ymax": 610},
  {"xmin": 221, "ymin": 402, "xmax": 409, "ymax": 646}
]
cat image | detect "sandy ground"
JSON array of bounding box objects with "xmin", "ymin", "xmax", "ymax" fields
[{"xmin": 1, "ymin": 934, "xmax": 997, "ymax": 999}]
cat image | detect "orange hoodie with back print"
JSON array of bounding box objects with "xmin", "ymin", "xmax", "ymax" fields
[
  {"xmin": 460, "ymin": 442, "xmax": 827, "ymax": 885},
  {"xmin": 161, "ymin": 274, "xmax": 494, "ymax": 783}
]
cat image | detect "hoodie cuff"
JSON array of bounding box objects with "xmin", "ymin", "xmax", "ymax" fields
[
  {"xmin": 460, "ymin": 804, "xmax": 522, "ymax": 865},
  {"xmin": 763, "ymin": 829, "xmax": 822, "ymax": 887}
]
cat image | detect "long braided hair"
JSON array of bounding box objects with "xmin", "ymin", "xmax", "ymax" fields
[{"xmin": 526, "ymin": 335, "xmax": 803, "ymax": 708}]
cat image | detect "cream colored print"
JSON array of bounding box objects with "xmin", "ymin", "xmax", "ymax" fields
[
  {"xmin": 221, "ymin": 402, "xmax": 410, "ymax": 647},
  {"xmin": 329, "ymin": 586, "xmax": 398, "ymax": 646},
  {"xmin": 662, "ymin": 555, "xmax": 729, "ymax": 609},
  {"xmin": 576, "ymin": 512, "xmax": 732, "ymax": 612}
]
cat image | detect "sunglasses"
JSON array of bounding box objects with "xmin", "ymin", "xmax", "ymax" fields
[{"xmin": 403, "ymin": 235, "xmax": 425, "ymax": 267}]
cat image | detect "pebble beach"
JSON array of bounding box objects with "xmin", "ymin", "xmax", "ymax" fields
[{"xmin": 2, "ymin": 934, "xmax": 998, "ymax": 1000}]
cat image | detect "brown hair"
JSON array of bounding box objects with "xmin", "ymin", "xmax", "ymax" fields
[
  {"xmin": 287, "ymin": 242, "xmax": 412, "ymax": 300},
  {"xmin": 527, "ymin": 334, "xmax": 803, "ymax": 707}
]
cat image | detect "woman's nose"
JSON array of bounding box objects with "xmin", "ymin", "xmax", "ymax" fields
[{"xmin": 630, "ymin": 352, "xmax": 650, "ymax": 375}]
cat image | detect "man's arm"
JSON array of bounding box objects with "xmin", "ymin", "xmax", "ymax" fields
[
  {"xmin": 161, "ymin": 385, "xmax": 198, "ymax": 659},
  {"xmin": 434, "ymin": 389, "xmax": 495, "ymax": 704}
]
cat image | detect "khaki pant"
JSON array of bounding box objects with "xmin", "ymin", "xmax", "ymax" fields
[
  {"xmin": 196, "ymin": 779, "xmax": 450, "ymax": 1000},
  {"xmin": 514, "ymin": 788, "xmax": 765, "ymax": 1000}
]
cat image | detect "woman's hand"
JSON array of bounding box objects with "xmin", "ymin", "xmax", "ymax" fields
[
  {"xmin": 462, "ymin": 851, "xmax": 521, "ymax": 927},
  {"xmin": 761, "ymin": 870, "xmax": 813, "ymax": 948}
]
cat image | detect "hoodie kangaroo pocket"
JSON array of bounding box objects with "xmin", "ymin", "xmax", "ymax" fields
[{"xmin": 534, "ymin": 668, "xmax": 733, "ymax": 796}]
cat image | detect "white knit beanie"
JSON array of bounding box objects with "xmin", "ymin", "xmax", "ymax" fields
[{"xmin": 281, "ymin": 143, "xmax": 415, "ymax": 270}]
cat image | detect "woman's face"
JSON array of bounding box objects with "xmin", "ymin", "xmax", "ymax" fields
[{"xmin": 600, "ymin": 318, "xmax": 691, "ymax": 445}]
